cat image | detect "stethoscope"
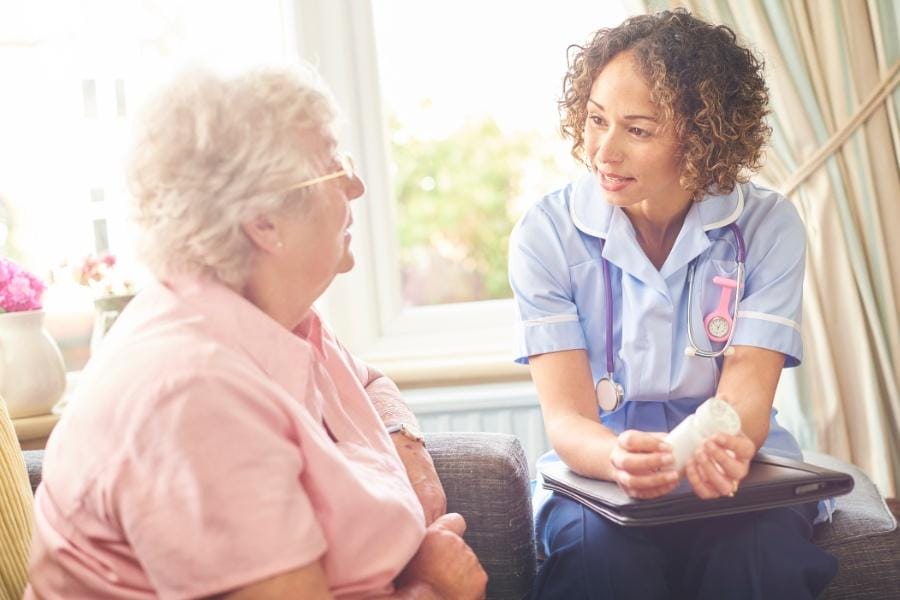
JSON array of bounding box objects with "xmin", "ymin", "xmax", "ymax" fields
[{"xmin": 594, "ymin": 222, "xmax": 747, "ymax": 413}]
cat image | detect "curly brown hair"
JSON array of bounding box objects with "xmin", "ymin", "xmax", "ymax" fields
[{"xmin": 560, "ymin": 9, "xmax": 770, "ymax": 197}]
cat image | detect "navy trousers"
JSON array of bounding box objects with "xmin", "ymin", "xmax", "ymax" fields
[{"xmin": 532, "ymin": 494, "xmax": 837, "ymax": 600}]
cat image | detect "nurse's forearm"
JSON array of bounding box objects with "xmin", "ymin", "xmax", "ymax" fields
[
  {"xmin": 529, "ymin": 350, "xmax": 621, "ymax": 481},
  {"xmin": 546, "ymin": 413, "xmax": 621, "ymax": 480},
  {"xmin": 716, "ymin": 345, "xmax": 785, "ymax": 450},
  {"xmin": 728, "ymin": 402, "xmax": 770, "ymax": 450}
]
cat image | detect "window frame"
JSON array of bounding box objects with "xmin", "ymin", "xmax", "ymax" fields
[{"xmin": 289, "ymin": 0, "xmax": 528, "ymax": 385}]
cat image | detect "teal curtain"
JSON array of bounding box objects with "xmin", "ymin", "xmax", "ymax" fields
[{"xmin": 626, "ymin": 0, "xmax": 900, "ymax": 494}]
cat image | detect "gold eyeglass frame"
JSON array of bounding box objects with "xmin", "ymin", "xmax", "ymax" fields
[{"xmin": 280, "ymin": 153, "xmax": 357, "ymax": 193}]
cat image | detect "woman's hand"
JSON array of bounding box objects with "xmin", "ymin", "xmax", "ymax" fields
[
  {"xmin": 609, "ymin": 430, "xmax": 680, "ymax": 499},
  {"xmin": 397, "ymin": 513, "xmax": 487, "ymax": 599},
  {"xmin": 685, "ymin": 432, "xmax": 756, "ymax": 499}
]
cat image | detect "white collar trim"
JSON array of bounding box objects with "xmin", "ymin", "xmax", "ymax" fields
[
  {"xmin": 568, "ymin": 173, "xmax": 612, "ymax": 238},
  {"xmin": 700, "ymin": 185, "xmax": 744, "ymax": 231}
]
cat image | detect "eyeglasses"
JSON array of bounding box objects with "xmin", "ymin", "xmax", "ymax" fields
[{"xmin": 281, "ymin": 153, "xmax": 357, "ymax": 193}]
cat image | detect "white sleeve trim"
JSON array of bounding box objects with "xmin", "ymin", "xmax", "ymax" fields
[
  {"xmin": 523, "ymin": 314, "xmax": 579, "ymax": 326},
  {"xmin": 737, "ymin": 310, "xmax": 800, "ymax": 332}
]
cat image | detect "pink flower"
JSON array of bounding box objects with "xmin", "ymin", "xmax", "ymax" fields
[
  {"xmin": 69, "ymin": 252, "xmax": 117, "ymax": 286},
  {"xmin": 57, "ymin": 252, "xmax": 132, "ymax": 297},
  {"xmin": 0, "ymin": 257, "xmax": 45, "ymax": 312}
]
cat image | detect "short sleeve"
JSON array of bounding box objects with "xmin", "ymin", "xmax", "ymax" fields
[
  {"xmin": 113, "ymin": 370, "xmax": 326, "ymax": 599},
  {"xmin": 508, "ymin": 205, "xmax": 586, "ymax": 364},
  {"xmin": 731, "ymin": 196, "xmax": 806, "ymax": 367}
]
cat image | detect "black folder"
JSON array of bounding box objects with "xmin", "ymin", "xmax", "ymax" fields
[{"xmin": 540, "ymin": 453, "xmax": 855, "ymax": 526}]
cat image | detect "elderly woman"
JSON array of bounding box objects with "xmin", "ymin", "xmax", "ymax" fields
[
  {"xmin": 27, "ymin": 66, "xmax": 486, "ymax": 599},
  {"xmin": 509, "ymin": 9, "xmax": 837, "ymax": 599}
]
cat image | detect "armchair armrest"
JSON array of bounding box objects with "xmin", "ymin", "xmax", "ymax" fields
[
  {"xmin": 23, "ymin": 449, "xmax": 43, "ymax": 493},
  {"xmin": 426, "ymin": 432, "xmax": 536, "ymax": 600},
  {"xmin": 805, "ymin": 451, "xmax": 900, "ymax": 599}
]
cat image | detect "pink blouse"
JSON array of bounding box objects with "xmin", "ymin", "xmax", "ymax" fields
[{"xmin": 27, "ymin": 275, "xmax": 425, "ymax": 599}]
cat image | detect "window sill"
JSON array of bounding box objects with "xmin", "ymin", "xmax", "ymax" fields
[
  {"xmin": 12, "ymin": 371, "xmax": 80, "ymax": 449},
  {"xmin": 322, "ymin": 296, "xmax": 529, "ymax": 388},
  {"xmin": 55, "ymin": 344, "xmax": 530, "ymax": 405},
  {"xmin": 374, "ymin": 352, "xmax": 531, "ymax": 389},
  {"xmin": 13, "ymin": 412, "xmax": 60, "ymax": 450}
]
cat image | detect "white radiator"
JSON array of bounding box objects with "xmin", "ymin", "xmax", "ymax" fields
[{"xmin": 403, "ymin": 381, "xmax": 549, "ymax": 477}]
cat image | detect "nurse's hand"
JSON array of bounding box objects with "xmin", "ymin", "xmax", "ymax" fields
[
  {"xmin": 397, "ymin": 513, "xmax": 488, "ymax": 599},
  {"xmin": 609, "ymin": 430, "xmax": 680, "ymax": 499},
  {"xmin": 685, "ymin": 432, "xmax": 756, "ymax": 499}
]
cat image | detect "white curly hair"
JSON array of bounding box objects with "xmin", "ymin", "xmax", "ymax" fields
[{"xmin": 127, "ymin": 64, "xmax": 340, "ymax": 289}]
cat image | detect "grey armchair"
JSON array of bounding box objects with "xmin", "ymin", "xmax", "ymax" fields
[
  {"xmin": 426, "ymin": 432, "xmax": 536, "ymax": 599},
  {"xmin": 23, "ymin": 438, "xmax": 899, "ymax": 600},
  {"xmin": 804, "ymin": 451, "xmax": 900, "ymax": 600}
]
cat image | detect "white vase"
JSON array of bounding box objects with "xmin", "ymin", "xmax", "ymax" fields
[{"xmin": 0, "ymin": 310, "xmax": 67, "ymax": 419}]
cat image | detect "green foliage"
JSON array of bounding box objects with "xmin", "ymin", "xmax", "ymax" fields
[{"xmin": 391, "ymin": 117, "xmax": 553, "ymax": 305}]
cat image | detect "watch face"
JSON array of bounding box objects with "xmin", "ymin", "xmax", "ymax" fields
[
  {"xmin": 403, "ymin": 423, "xmax": 424, "ymax": 441},
  {"xmin": 707, "ymin": 316, "xmax": 730, "ymax": 339},
  {"xmin": 390, "ymin": 423, "xmax": 425, "ymax": 443}
]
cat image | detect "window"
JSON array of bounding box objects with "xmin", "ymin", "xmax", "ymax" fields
[
  {"xmin": 2, "ymin": 0, "xmax": 629, "ymax": 382},
  {"xmin": 299, "ymin": 0, "xmax": 627, "ymax": 383},
  {"xmin": 0, "ymin": 0, "xmax": 290, "ymax": 370}
]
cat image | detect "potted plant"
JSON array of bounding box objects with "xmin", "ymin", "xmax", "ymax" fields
[
  {"xmin": 57, "ymin": 253, "xmax": 136, "ymax": 354},
  {"xmin": 0, "ymin": 257, "xmax": 66, "ymax": 419}
]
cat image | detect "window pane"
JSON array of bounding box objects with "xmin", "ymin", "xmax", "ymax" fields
[
  {"xmin": 0, "ymin": 0, "xmax": 287, "ymax": 370},
  {"xmin": 372, "ymin": 0, "xmax": 626, "ymax": 307}
]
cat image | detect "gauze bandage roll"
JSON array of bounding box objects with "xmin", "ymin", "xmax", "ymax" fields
[{"xmin": 664, "ymin": 397, "xmax": 741, "ymax": 473}]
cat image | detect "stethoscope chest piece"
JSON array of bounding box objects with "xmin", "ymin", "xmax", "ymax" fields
[{"xmin": 595, "ymin": 376, "xmax": 623, "ymax": 413}]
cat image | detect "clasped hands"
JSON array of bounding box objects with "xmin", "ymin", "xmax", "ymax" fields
[
  {"xmin": 609, "ymin": 429, "xmax": 756, "ymax": 500},
  {"xmin": 391, "ymin": 433, "xmax": 487, "ymax": 599}
]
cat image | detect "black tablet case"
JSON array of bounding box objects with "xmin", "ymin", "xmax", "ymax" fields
[{"xmin": 540, "ymin": 453, "xmax": 854, "ymax": 526}]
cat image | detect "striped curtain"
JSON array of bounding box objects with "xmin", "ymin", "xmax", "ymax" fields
[{"xmin": 626, "ymin": 0, "xmax": 900, "ymax": 495}]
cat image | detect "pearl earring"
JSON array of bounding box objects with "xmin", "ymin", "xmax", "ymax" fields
[{"xmin": 276, "ymin": 241, "xmax": 284, "ymax": 248}]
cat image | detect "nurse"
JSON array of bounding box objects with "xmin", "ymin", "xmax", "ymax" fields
[{"xmin": 509, "ymin": 9, "xmax": 838, "ymax": 599}]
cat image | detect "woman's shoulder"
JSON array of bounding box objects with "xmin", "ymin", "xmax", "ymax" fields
[
  {"xmin": 511, "ymin": 179, "xmax": 592, "ymax": 251},
  {"xmin": 79, "ymin": 292, "xmax": 315, "ymax": 427},
  {"xmin": 515, "ymin": 181, "xmax": 575, "ymax": 226},
  {"xmin": 735, "ymin": 180, "xmax": 806, "ymax": 258},
  {"xmin": 739, "ymin": 181, "xmax": 800, "ymax": 221},
  {"xmin": 729, "ymin": 181, "xmax": 804, "ymax": 240}
]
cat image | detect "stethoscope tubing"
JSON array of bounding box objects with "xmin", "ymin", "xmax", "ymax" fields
[
  {"xmin": 685, "ymin": 222, "xmax": 746, "ymax": 359},
  {"xmin": 598, "ymin": 221, "xmax": 747, "ymax": 392},
  {"xmin": 600, "ymin": 237, "xmax": 615, "ymax": 377}
]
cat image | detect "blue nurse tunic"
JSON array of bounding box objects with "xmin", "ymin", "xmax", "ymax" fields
[{"xmin": 509, "ymin": 174, "xmax": 837, "ymax": 599}]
